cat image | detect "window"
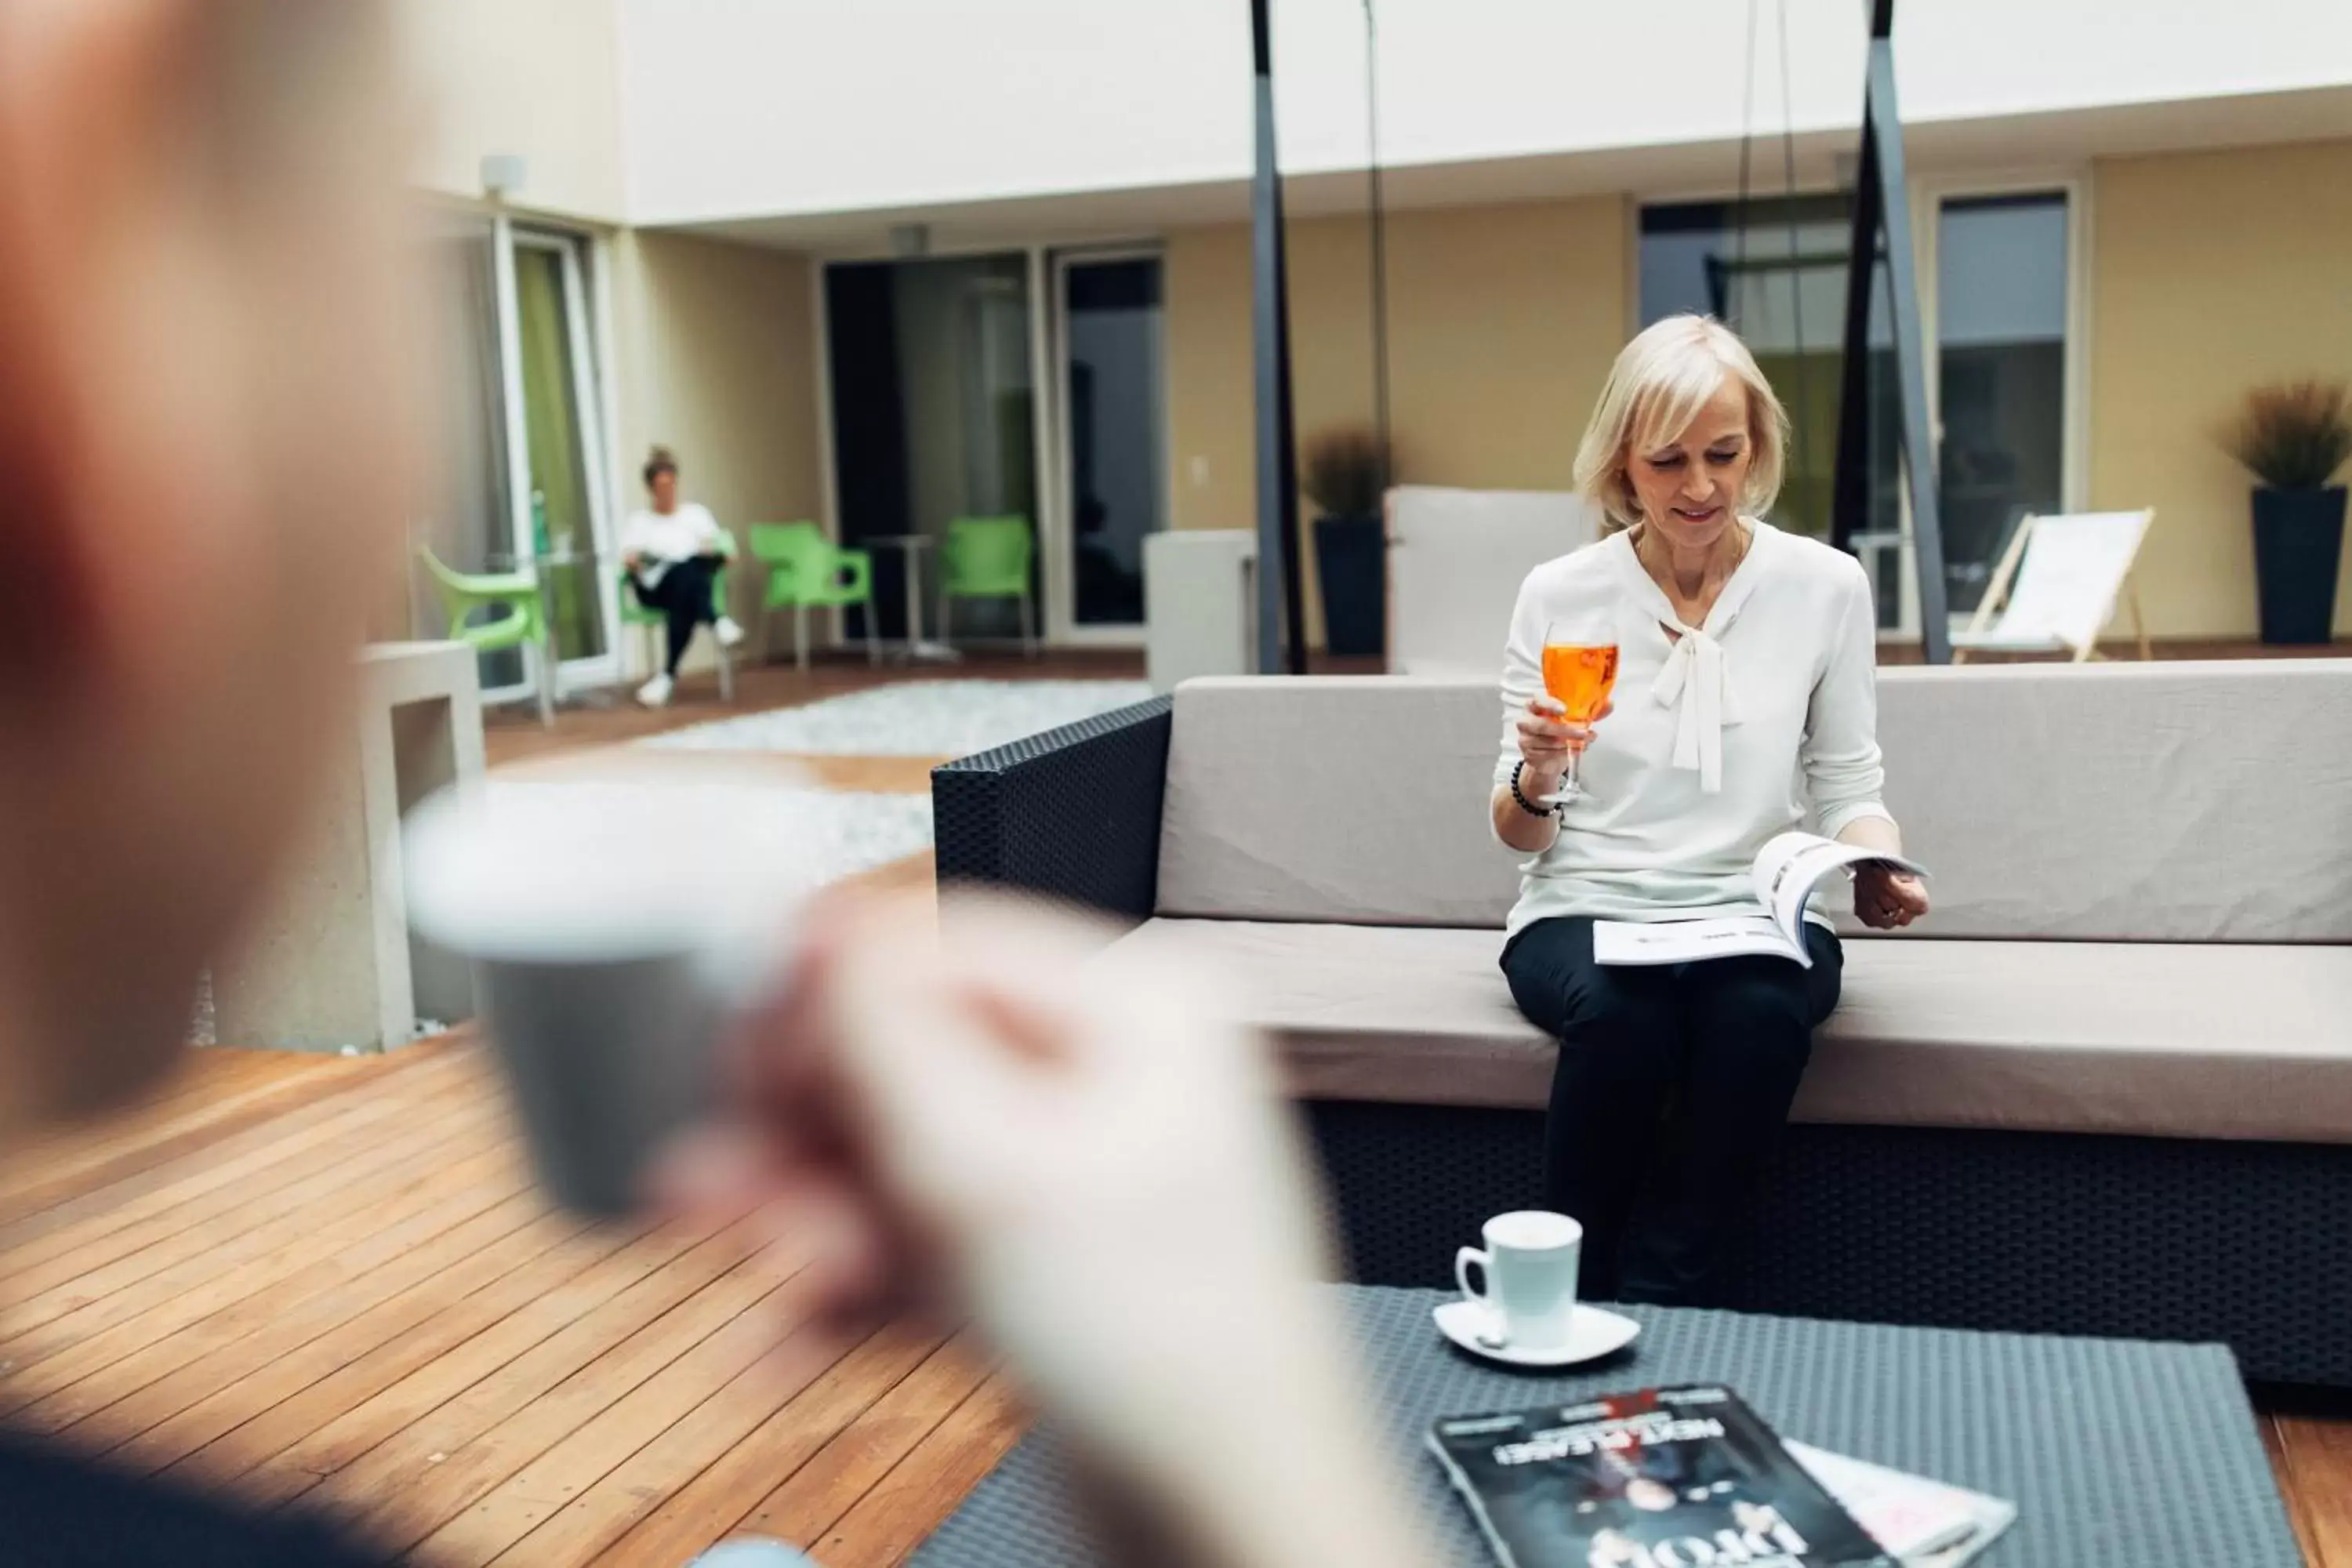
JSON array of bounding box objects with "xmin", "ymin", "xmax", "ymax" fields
[
  {"xmin": 1933, "ymin": 192, "xmax": 2070, "ymax": 615},
  {"xmin": 1639, "ymin": 195, "xmax": 1882, "ymax": 546},
  {"xmin": 1640, "ymin": 184, "xmax": 2077, "ymax": 635}
]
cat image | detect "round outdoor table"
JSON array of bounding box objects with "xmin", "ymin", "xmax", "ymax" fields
[{"xmin": 866, "ymin": 534, "xmax": 964, "ymax": 664}]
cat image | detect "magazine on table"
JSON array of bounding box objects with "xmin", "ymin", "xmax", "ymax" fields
[
  {"xmin": 1426, "ymin": 1385, "xmax": 1896, "ymax": 1567},
  {"xmin": 1426, "ymin": 1385, "xmax": 2014, "ymax": 1568},
  {"xmin": 1591, "ymin": 832, "xmax": 1930, "ymax": 969}
]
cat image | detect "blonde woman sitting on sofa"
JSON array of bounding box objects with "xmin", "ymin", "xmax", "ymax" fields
[{"xmin": 1489, "ymin": 314, "xmax": 1930, "ymax": 1306}]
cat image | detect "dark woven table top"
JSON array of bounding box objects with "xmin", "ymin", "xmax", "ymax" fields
[{"xmin": 910, "ymin": 1285, "xmax": 2299, "ymax": 1566}]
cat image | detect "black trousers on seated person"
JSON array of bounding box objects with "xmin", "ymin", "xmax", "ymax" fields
[
  {"xmin": 1501, "ymin": 915, "xmax": 1842, "ymax": 1307},
  {"xmin": 630, "ymin": 555, "xmax": 724, "ymax": 675}
]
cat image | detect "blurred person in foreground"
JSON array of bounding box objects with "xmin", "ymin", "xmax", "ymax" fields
[{"xmin": 0, "ymin": 4, "xmax": 1430, "ymax": 1565}]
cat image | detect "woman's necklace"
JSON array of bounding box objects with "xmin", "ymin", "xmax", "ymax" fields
[{"xmin": 1633, "ymin": 517, "xmax": 1751, "ymax": 627}]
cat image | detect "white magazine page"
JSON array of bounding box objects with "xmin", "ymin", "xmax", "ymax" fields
[
  {"xmin": 1751, "ymin": 833, "xmax": 1930, "ymax": 949},
  {"xmin": 1784, "ymin": 1441, "xmax": 2016, "ymax": 1568},
  {"xmin": 1591, "ymin": 916, "xmax": 1806, "ymax": 967}
]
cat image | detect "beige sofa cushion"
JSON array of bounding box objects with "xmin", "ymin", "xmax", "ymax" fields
[
  {"xmin": 1864, "ymin": 659, "xmax": 2352, "ymax": 942},
  {"xmin": 1153, "ymin": 662, "xmax": 2352, "ymax": 942},
  {"xmin": 1109, "ymin": 918, "xmax": 2352, "ymax": 1145},
  {"xmin": 1156, "ymin": 677, "xmax": 1513, "ymax": 927}
]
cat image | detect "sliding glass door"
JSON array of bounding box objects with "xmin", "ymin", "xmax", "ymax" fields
[
  {"xmin": 1931, "ymin": 191, "xmax": 2072, "ymax": 618},
  {"xmin": 824, "ymin": 254, "xmax": 1039, "ymax": 642},
  {"xmin": 413, "ymin": 216, "xmax": 617, "ymax": 700},
  {"xmin": 1051, "ymin": 251, "xmax": 1165, "ymax": 637},
  {"xmin": 416, "ymin": 216, "xmax": 521, "ymax": 688},
  {"xmin": 511, "ymin": 233, "xmax": 614, "ymax": 666}
]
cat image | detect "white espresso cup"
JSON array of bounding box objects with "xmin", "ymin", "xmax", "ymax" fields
[
  {"xmin": 1456, "ymin": 1210, "xmax": 1583, "ymax": 1350},
  {"xmin": 404, "ymin": 779, "xmax": 814, "ymax": 1218}
]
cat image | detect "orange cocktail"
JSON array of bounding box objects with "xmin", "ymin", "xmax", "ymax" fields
[{"xmin": 1541, "ymin": 642, "xmax": 1619, "ymax": 724}]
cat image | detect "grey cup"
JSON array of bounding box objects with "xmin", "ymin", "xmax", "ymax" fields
[
  {"xmin": 403, "ymin": 778, "xmax": 814, "ymax": 1220},
  {"xmin": 469, "ymin": 947, "xmax": 728, "ymax": 1216}
]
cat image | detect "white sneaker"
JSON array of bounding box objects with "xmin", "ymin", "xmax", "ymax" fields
[
  {"xmin": 634, "ymin": 673, "xmax": 674, "ymax": 708},
  {"xmin": 713, "ymin": 615, "xmax": 746, "ymax": 650}
]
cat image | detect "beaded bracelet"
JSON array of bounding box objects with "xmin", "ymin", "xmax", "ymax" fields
[{"xmin": 1509, "ymin": 760, "xmax": 1562, "ymax": 820}]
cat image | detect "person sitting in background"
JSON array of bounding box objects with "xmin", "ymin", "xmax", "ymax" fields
[{"xmin": 622, "ymin": 445, "xmax": 743, "ymax": 708}]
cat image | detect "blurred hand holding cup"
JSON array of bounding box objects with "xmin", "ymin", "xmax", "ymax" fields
[{"xmin": 404, "ymin": 779, "xmax": 815, "ymax": 1216}]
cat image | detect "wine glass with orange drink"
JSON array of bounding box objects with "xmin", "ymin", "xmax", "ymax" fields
[{"xmin": 1536, "ymin": 615, "xmax": 1619, "ymax": 805}]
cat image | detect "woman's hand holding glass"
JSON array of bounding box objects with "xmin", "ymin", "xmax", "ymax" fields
[{"xmin": 1515, "ymin": 693, "xmax": 1612, "ymax": 798}]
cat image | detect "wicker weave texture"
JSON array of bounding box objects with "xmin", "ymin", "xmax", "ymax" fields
[
  {"xmin": 1303, "ymin": 1101, "xmax": 2352, "ymax": 1388},
  {"xmin": 913, "ymin": 1285, "xmax": 2299, "ymax": 1566},
  {"xmin": 931, "ymin": 697, "xmax": 1173, "ymax": 922}
]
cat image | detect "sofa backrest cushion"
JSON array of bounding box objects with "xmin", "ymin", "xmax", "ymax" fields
[
  {"xmin": 1157, "ymin": 677, "xmax": 1514, "ymax": 927},
  {"xmin": 1860, "ymin": 659, "xmax": 2352, "ymax": 942},
  {"xmin": 1154, "ymin": 662, "xmax": 2352, "ymax": 941}
]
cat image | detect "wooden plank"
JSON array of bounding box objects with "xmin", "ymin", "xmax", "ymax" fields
[
  {"xmin": 2262, "ymin": 1414, "xmax": 2321, "ymax": 1567},
  {"xmin": 806, "ymin": 1372, "xmax": 1029, "ymax": 1567},
  {"xmin": 36, "ymin": 1181, "xmax": 550, "ymax": 1444},
  {"xmin": 0, "ymin": 1041, "xmax": 450, "ymax": 1228},
  {"xmin": 0, "ymin": 1055, "xmax": 486, "ymax": 1308},
  {"xmin": 326, "ymin": 1236, "xmax": 808, "ymax": 1553},
  {"xmin": 724, "ymin": 1333, "xmax": 996, "ymax": 1550},
  {"xmin": 98, "ymin": 1200, "xmax": 589, "ymax": 1476},
  {"xmin": 2275, "ymin": 1413, "xmax": 2352, "ymax": 1567},
  {"xmin": 238, "ymin": 1212, "xmax": 765, "ymax": 1509},
  {"xmin": 0, "ymin": 1093, "xmax": 511, "ymax": 1368},
  {"xmin": 408, "ymin": 1274, "xmax": 806, "ymax": 1562},
  {"xmin": 0, "ymin": 1129, "xmax": 523, "ymax": 1417},
  {"xmin": 586, "ymin": 1323, "xmax": 960, "ymax": 1568},
  {"xmin": 6, "ymin": 1049, "xmax": 289, "ymax": 1160},
  {"xmin": 0, "ymin": 1043, "xmax": 480, "ymax": 1255},
  {"xmin": 0, "ymin": 1049, "xmax": 299, "ymax": 1189},
  {"xmin": 154, "ymin": 1217, "xmax": 650, "ymax": 1488}
]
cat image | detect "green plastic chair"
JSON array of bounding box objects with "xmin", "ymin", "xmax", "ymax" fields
[
  {"xmin": 419, "ymin": 546, "xmax": 553, "ymax": 725},
  {"xmin": 618, "ymin": 532, "xmax": 737, "ymax": 701},
  {"xmin": 939, "ymin": 515, "xmax": 1036, "ymax": 656},
  {"xmin": 748, "ymin": 522, "xmax": 879, "ymax": 670}
]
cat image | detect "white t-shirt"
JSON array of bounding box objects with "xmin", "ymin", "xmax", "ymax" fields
[
  {"xmin": 621, "ymin": 503, "xmax": 727, "ymax": 588},
  {"xmin": 1494, "ymin": 520, "xmax": 1893, "ymax": 937}
]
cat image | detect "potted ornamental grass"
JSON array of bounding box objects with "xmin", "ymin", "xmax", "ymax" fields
[
  {"xmin": 1304, "ymin": 426, "xmax": 1393, "ymax": 659},
  {"xmin": 2218, "ymin": 379, "xmax": 2351, "ymax": 644}
]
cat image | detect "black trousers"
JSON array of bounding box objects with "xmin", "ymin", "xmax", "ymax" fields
[
  {"xmin": 630, "ymin": 555, "xmax": 724, "ymax": 675},
  {"xmin": 1501, "ymin": 915, "xmax": 1842, "ymax": 1306}
]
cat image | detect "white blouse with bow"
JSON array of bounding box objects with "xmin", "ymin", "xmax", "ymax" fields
[{"xmin": 1491, "ymin": 519, "xmax": 1892, "ymax": 938}]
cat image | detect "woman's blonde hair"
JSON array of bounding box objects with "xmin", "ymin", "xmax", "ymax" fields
[{"xmin": 1572, "ymin": 314, "xmax": 1788, "ymax": 535}]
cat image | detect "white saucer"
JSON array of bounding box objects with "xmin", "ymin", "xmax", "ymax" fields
[{"xmin": 1432, "ymin": 1299, "xmax": 1642, "ymax": 1368}]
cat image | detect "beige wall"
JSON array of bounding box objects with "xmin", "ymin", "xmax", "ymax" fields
[
  {"xmin": 397, "ymin": 0, "xmax": 628, "ymax": 223},
  {"xmin": 612, "ymin": 231, "xmax": 823, "ymax": 670},
  {"xmin": 1166, "ymin": 196, "xmax": 1629, "ymax": 642},
  {"xmin": 2089, "ymin": 136, "xmax": 2352, "ymax": 638}
]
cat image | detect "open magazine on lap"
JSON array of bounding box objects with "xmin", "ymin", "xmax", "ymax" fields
[{"xmin": 1592, "ymin": 833, "xmax": 1930, "ymax": 969}]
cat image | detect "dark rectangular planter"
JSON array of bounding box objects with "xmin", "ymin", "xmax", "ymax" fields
[
  {"xmin": 2252, "ymin": 485, "xmax": 2347, "ymax": 645},
  {"xmin": 1312, "ymin": 512, "xmax": 1386, "ymax": 659}
]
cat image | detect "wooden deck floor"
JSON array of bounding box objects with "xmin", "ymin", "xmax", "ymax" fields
[
  {"xmin": 0, "ymin": 1041, "xmax": 1018, "ymax": 1566},
  {"xmin": 5, "ymin": 1036, "xmax": 2350, "ymax": 1565}
]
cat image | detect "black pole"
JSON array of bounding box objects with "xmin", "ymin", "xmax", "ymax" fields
[
  {"xmin": 1250, "ymin": 0, "xmax": 1306, "ymax": 675},
  {"xmin": 1363, "ymin": 0, "xmax": 1391, "ymax": 484},
  {"xmin": 1831, "ymin": 0, "xmax": 1951, "ymax": 662},
  {"xmin": 1830, "ymin": 103, "xmax": 1882, "ymax": 556}
]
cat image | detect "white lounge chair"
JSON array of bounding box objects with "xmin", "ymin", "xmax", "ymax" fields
[{"xmin": 1951, "ymin": 509, "xmax": 2154, "ymax": 663}]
